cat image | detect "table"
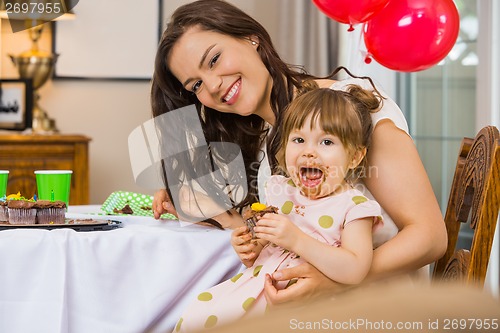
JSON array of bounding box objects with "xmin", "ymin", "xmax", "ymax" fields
[{"xmin": 0, "ymin": 206, "xmax": 243, "ymax": 333}]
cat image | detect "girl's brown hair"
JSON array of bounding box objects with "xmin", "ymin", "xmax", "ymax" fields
[{"xmin": 277, "ymin": 85, "xmax": 382, "ymax": 181}]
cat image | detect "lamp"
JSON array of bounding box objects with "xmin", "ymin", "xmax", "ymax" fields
[{"xmin": 0, "ymin": 1, "xmax": 75, "ymax": 133}]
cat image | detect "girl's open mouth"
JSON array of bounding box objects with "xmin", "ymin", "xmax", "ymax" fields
[{"xmin": 300, "ymin": 167, "xmax": 323, "ymax": 188}]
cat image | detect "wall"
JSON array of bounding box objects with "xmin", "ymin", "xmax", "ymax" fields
[{"xmin": 1, "ymin": 19, "xmax": 153, "ymax": 203}]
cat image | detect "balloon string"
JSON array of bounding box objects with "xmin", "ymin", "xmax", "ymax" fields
[{"xmin": 346, "ymin": 26, "xmax": 365, "ymax": 74}]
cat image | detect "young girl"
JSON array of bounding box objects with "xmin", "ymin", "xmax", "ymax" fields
[{"xmin": 173, "ymin": 85, "xmax": 388, "ymax": 332}]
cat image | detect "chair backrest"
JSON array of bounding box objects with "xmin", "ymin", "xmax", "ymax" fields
[{"xmin": 432, "ymin": 126, "xmax": 500, "ymax": 286}]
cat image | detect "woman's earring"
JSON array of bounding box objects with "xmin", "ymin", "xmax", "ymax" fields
[{"xmin": 251, "ymin": 41, "xmax": 257, "ymax": 45}]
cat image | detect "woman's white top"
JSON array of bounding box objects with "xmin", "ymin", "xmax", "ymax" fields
[{"xmin": 257, "ymin": 78, "xmax": 410, "ymax": 248}]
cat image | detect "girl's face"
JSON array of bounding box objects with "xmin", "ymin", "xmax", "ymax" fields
[
  {"xmin": 285, "ymin": 115, "xmax": 360, "ymax": 199},
  {"xmin": 168, "ymin": 26, "xmax": 275, "ymax": 124}
]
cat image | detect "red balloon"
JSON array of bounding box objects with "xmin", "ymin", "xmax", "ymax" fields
[
  {"xmin": 312, "ymin": 0, "xmax": 390, "ymax": 30},
  {"xmin": 363, "ymin": 0, "xmax": 460, "ymax": 72}
]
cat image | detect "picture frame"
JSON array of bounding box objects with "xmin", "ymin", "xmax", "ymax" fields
[
  {"xmin": 52, "ymin": 0, "xmax": 162, "ymax": 81},
  {"xmin": 0, "ymin": 79, "xmax": 33, "ymax": 131}
]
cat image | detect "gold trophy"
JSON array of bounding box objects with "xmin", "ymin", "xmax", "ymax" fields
[
  {"xmin": 10, "ymin": 24, "xmax": 59, "ymax": 133},
  {"xmin": 3, "ymin": 1, "xmax": 75, "ymax": 133}
]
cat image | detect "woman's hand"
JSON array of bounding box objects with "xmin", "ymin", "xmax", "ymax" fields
[
  {"xmin": 152, "ymin": 189, "xmax": 178, "ymax": 219},
  {"xmin": 264, "ymin": 262, "xmax": 347, "ymax": 305},
  {"xmin": 254, "ymin": 213, "xmax": 302, "ymax": 251},
  {"xmin": 231, "ymin": 226, "xmax": 264, "ymax": 267}
]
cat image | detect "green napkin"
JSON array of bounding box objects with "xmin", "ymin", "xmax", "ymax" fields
[{"xmin": 101, "ymin": 191, "xmax": 177, "ymax": 220}]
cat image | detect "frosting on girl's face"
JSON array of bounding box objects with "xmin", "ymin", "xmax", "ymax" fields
[{"xmin": 285, "ymin": 115, "xmax": 354, "ymax": 199}]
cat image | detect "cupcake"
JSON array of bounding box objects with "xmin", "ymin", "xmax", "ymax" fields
[
  {"xmin": 7, "ymin": 199, "xmax": 37, "ymax": 225},
  {"xmin": 35, "ymin": 200, "xmax": 67, "ymax": 224},
  {"xmin": 242, "ymin": 202, "xmax": 278, "ymax": 238},
  {"xmin": 0, "ymin": 197, "xmax": 8, "ymax": 222}
]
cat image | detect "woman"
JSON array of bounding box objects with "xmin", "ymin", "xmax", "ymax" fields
[{"xmin": 151, "ymin": 0, "xmax": 446, "ymax": 304}]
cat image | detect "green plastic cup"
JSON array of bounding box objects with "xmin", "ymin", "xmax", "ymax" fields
[
  {"xmin": 35, "ymin": 170, "xmax": 73, "ymax": 207},
  {"xmin": 0, "ymin": 170, "xmax": 8, "ymax": 198}
]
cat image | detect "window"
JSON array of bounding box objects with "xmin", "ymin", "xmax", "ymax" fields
[{"xmin": 397, "ymin": 0, "xmax": 478, "ymax": 250}]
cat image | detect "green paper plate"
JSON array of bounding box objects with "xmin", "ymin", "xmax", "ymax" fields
[{"xmin": 101, "ymin": 191, "xmax": 177, "ymax": 220}]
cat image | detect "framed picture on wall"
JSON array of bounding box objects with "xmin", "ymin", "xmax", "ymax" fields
[
  {"xmin": 52, "ymin": 0, "xmax": 162, "ymax": 81},
  {"xmin": 0, "ymin": 79, "xmax": 33, "ymax": 131}
]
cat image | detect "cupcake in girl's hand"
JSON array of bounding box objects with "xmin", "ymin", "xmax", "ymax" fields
[{"xmin": 242, "ymin": 202, "xmax": 278, "ymax": 238}]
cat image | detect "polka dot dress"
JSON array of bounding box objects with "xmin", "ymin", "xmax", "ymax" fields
[{"xmin": 173, "ymin": 175, "xmax": 383, "ymax": 332}]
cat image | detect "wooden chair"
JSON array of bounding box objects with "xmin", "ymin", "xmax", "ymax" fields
[{"xmin": 432, "ymin": 126, "xmax": 500, "ymax": 286}]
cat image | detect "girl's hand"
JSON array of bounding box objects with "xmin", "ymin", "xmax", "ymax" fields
[
  {"xmin": 152, "ymin": 189, "xmax": 178, "ymax": 219},
  {"xmin": 231, "ymin": 226, "xmax": 262, "ymax": 267},
  {"xmin": 254, "ymin": 213, "xmax": 302, "ymax": 251},
  {"xmin": 264, "ymin": 262, "xmax": 349, "ymax": 305}
]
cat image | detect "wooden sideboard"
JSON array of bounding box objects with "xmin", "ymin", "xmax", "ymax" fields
[{"xmin": 0, "ymin": 134, "xmax": 91, "ymax": 205}]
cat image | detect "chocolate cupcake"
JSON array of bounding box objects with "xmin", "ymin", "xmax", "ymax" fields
[
  {"xmin": 7, "ymin": 199, "xmax": 36, "ymax": 225},
  {"xmin": 35, "ymin": 200, "xmax": 67, "ymax": 224},
  {"xmin": 243, "ymin": 203, "xmax": 278, "ymax": 238},
  {"xmin": 0, "ymin": 198, "xmax": 8, "ymax": 222}
]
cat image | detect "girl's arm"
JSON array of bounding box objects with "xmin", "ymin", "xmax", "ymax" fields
[
  {"xmin": 293, "ymin": 218, "xmax": 374, "ymax": 285},
  {"xmin": 256, "ymin": 214, "xmax": 374, "ymax": 285}
]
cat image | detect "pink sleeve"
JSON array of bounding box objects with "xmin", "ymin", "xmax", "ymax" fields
[{"xmin": 344, "ymin": 199, "xmax": 383, "ymax": 231}]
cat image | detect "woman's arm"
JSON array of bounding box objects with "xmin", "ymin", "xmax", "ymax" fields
[
  {"xmin": 364, "ymin": 120, "xmax": 447, "ymax": 280},
  {"xmin": 152, "ymin": 189, "xmax": 244, "ymax": 229},
  {"xmin": 264, "ymin": 120, "xmax": 447, "ymax": 303}
]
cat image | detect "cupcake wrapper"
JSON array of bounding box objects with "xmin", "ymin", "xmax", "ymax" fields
[
  {"xmin": 244, "ymin": 217, "xmax": 258, "ymax": 239},
  {"xmin": 8, "ymin": 208, "xmax": 37, "ymax": 225},
  {"xmin": 0, "ymin": 206, "xmax": 8, "ymax": 222},
  {"xmin": 37, "ymin": 208, "xmax": 66, "ymax": 224}
]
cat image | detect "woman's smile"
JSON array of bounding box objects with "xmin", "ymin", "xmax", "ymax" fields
[{"xmin": 222, "ymin": 78, "xmax": 241, "ymax": 105}]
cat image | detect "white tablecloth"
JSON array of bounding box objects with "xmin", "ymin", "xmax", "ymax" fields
[{"xmin": 0, "ymin": 206, "xmax": 243, "ymax": 333}]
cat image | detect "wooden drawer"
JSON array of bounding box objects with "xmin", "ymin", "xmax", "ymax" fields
[{"xmin": 0, "ymin": 134, "xmax": 91, "ymax": 204}]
